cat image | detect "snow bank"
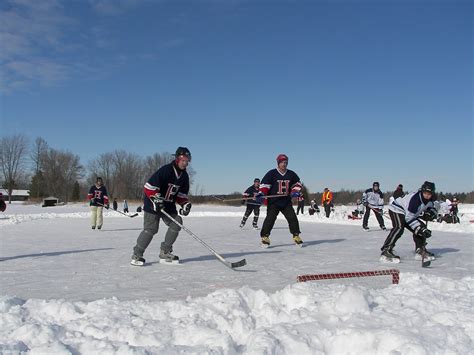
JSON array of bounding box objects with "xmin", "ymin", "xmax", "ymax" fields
[{"xmin": 1, "ymin": 274, "xmax": 472, "ymax": 354}]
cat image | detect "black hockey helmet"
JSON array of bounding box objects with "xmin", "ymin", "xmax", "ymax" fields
[
  {"xmin": 421, "ymin": 181, "xmax": 435, "ymax": 193},
  {"xmin": 174, "ymin": 147, "xmax": 191, "ymax": 161},
  {"xmin": 373, "ymin": 181, "xmax": 380, "ymax": 187}
]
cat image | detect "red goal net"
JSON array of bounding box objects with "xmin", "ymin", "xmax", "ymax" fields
[{"xmin": 297, "ymin": 269, "xmax": 400, "ymax": 285}]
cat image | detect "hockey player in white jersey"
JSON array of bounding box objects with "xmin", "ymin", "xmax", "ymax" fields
[
  {"xmin": 380, "ymin": 181, "xmax": 438, "ymax": 263},
  {"xmin": 362, "ymin": 182, "xmax": 386, "ymax": 231}
]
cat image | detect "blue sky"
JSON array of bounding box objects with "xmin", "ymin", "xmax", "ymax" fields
[{"xmin": 1, "ymin": 0, "xmax": 472, "ymax": 194}]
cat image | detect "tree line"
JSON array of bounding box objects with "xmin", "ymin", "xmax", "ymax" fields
[
  {"xmin": 0, "ymin": 134, "xmax": 472, "ymax": 204},
  {"xmin": 0, "ymin": 135, "xmax": 195, "ymax": 203}
]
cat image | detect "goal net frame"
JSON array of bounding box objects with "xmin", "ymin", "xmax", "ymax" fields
[{"xmin": 297, "ymin": 269, "xmax": 400, "ymax": 285}]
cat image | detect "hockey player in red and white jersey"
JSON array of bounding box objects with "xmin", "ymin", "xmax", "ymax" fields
[{"xmin": 256, "ymin": 154, "xmax": 303, "ymax": 248}]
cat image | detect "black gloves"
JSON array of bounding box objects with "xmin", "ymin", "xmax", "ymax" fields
[
  {"xmin": 415, "ymin": 225, "xmax": 432, "ymax": 239},
  {"xmin": 422, "ymin": 208, "xmax": 437, "ymax": 222},
  {"xmin": 179, "ymin": 202, "xmax": 192, "ymax": 216},
  {"xmin": 150, "ymin": 194, "xmax": 164, "ymax": 212}
]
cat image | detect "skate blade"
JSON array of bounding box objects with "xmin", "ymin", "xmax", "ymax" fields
[
  {"xmin": 260, "ymin": 243, "xmax": 269, "ymax": 249},
  {"xmin": 159, "ymin": 258, "xmax": 180, "ymax": 265},
  {"xmin": 130, "ymin": 260, "xmax": 145, "ymax": 266},
  {"xmin": 415, "ymin": 254, "xmax": 435, "ymax": 261},
  {"xmin": 379, "ymin": 255, "xmax": 400, "ymax": 264}
]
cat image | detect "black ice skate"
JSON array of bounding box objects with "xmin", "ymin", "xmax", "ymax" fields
[
  {"xmin": 380, "ymin": 249, "xmax": 401, "ymax": 264},
  {"xmin": 130, "ymin": 255, "xmax": 145, "ymax": 266},
  {"xmin": 159, "ymin": 250, "xmax": 180, "ymax": 264}
]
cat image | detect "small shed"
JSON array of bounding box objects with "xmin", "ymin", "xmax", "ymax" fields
[{"xmin": 42, "ymin": 197, "xmax": 59, "ymax": 207}]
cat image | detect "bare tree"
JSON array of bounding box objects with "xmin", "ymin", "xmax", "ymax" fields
[
  {"xmin": 0, "ymin": 134, "xmax": 29, "ymax": 203},
  {"xmin": 89, "ymin": 152, "xmax": 115, "ymax": 196},
  {"xmin": 41, "ymin": 148, "xmax": 84, "ymax": 202},
  {"xmin": 30, "ymin": 137, "xmax": 49, "ymax": 175}
]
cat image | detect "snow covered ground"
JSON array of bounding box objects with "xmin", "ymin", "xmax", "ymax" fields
[{"xmin": 0, "ymin": 202, "xmax": 473, "ymax": 354}]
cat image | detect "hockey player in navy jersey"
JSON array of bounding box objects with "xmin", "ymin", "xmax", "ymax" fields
[
  {"xmin": 256, "ymin": 154, "xmax": 303, "ymax": 247},
  {"xmin": 362, "ymin": 182, "xmax": 386, "ymax": 231},
  {"xmin": 130, "ymin": 147, "xmax": 192, "ymax": 266},
  {"xmin": 87, "ymin": 177, "xmax": 109, "ymax": 230},
  {"xmin": 380, "ymin": 181, "xmax": 438, "ymax": 263},
  {"xmin": 239, "ymin": 178, "xmax": 262, "ymax": 229}
]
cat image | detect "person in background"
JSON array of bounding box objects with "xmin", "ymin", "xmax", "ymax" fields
[
  {"xmin": 0, "ymin": 192, "xmax": 6, "ymax": 212},
  {"xmin": 362, "ymin": 182, "xmax": 386, "ymax": 231},
  {"xmin": 239, "ymin": 178, "xmax": 262, "ymax": 229},
  {"xmin": 87, "ymin": 177, "xmax": 109, "ymax": 230},
  {"xmin": 123, "ymin": 199, "xmax": 129, "ymax": 213},
  {"xmin": 296, "ymin": 194, "xmax": 305, "ymax": 215},
  {"xmin": 308, "ymin": 199, "xmax": 320, "ymax": 216},
  {"xmin": 113, "ymin": 198, "xmax": 118, "ymax": 211},
  {"xmin": 321, "ymin": 187, "xmax": 333, "ymax": 218}
]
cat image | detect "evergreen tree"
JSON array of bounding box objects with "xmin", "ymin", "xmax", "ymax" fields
[{"xmin": 30, "ymin": 171, "xmax": 46, "ymax": 198}]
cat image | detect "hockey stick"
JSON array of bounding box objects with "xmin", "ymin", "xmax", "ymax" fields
[
  {"xmin": 215, "ymin": 194, "xmax": 287, "ymax": 203},
  {"xmin": 159, "ymin": 208, "xmax": 247, "ymax": 270},
  {"xmin": 96, "ymin": 202, "xmax": 139, "ymax": 218},
  {"xmin": 421, "ymin": 220, "xmax": 431, "ymax": 268}
]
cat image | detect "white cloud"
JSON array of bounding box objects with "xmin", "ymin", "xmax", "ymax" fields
[{"xmin": 89, "ymin": 0, "xmax": 145, "ymax": 16}]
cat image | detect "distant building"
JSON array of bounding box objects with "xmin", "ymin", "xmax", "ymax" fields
[
  {"xmin": 0, "ymin": 189, "xmax": 30, "ymax": 201},
  {"xmin": 42, "ymin": 197, "xmax": 59, "ymax": 207}
]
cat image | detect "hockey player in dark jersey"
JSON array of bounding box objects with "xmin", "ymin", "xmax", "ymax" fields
[
  {"xmin": 87, "ymin": 177, "xmax": 109, "ymax": 230},
  {"xmin": 380, "ymin": 181, "xmax": 438, "ymax": 263},
  {"xmin": 131, "ymin": 147, "xmax": 192, "ymax": 266},
  {"xmin": 256, "ymin": 154, "xmax": 303, "ymax": 247},
  {"xmin": 239, "ymin": 178, "xmax": 262, "ymax": 229}
]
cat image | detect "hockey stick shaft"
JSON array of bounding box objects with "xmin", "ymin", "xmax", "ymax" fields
[
  {"xmin": 214, "ymin": 194, "xmax": 286, "ymax": 202},
  {"xmin": 159, "ymin": 208, "xmax": 246, "ymax": 269},
  {"xmin": 96, "ymin": 202, "xmax": 138, "ymax": 217}
]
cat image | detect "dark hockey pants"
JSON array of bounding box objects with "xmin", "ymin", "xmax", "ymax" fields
[
  {"xmin": 323, "ymin": 202, "xmax": 332, "ymax": 218},
  {"xmin": 381, "ymin": 210, "xmax": 427, "ymax": 251},
  {"xmin": 296, "ymin": 204, "xmax": 304, "ymax": 215},
  {"xmin": 363, "ymin": 207, "xmax": 385, "ymax": 228},
  {"xmin": 261, "ymin": 203, "xmax": 301, "ymax": 237},
  {"xmin": 241, "ymin": 205, "xmax": 260, "ymax": 226},
  {"xmin": 133, "ymin": 211, "xmax": 182, "ymax": 257}
]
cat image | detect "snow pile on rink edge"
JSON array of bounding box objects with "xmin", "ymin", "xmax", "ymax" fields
[{"xmin": 1, "ymin": 273, "xmax": 472, "ymax": 354}]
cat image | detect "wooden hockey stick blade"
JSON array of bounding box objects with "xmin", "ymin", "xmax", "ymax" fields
[
  {"xmin": 129, "ymin": 213, "xmax": 139, "ymax": 218},
  {"xmin": 422, "ymin": 260, "xmax": 431, "ymax": 268}
]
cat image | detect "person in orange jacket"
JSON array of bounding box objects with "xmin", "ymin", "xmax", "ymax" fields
[{"xmin": 321, "ymin": 187, "xmax": 333, "ymax": 218}]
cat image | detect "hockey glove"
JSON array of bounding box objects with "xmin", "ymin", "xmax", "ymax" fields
[
  {"xmin": 150, "ymin": 194, "xmax": 164, "ymax": 212},
  {"xmin": 179, "ymin": 202, "xmax": 192, "ymax": 216},
  {"xmin": 415, "ymin": 225, "xmax": 432, "ymax": 239},
  {"xmin": 255, "ymin": 192, "xmax": 264, "ymax": 204},
  {"xmin": 421, "ymin": 208, "xmax": 437, "ymax": 222},
  {"xmin": 290, "ymin": 191, "xmax": 300, "ymax": 198},
  {"xmin": 105, "ymin": 204, "xmax": 110, "ymax": 210}
]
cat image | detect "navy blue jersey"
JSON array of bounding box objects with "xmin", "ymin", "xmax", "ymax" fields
[
  {"xmin": 88, "ymin": 185, "xmax": 109, "ymax": 206},
  {"xmin": 243, "ymin": 185, "xmax": 262, "ymax": 206},
  {"xmin": 143, "ymin": 162, "xmax": 190, "ymax": 215},
  {"xmin": 260, "ymin": 168, "xmax": 302, "ymax": 209}
]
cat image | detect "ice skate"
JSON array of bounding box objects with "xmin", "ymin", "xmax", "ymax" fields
[
  {"xmin": 380, "ymin": 249, "xmax": 400, "ymax": 264},
  {"xmin": 293, "ymin": 234, "xmax": 303, "ymax": 247},
  {"xmin": 159, "ymin": 250, "xmax": 180, "ymax": 264},
  {"xmin": 415, "ymin": 248, "xmax": 436, "ymax": 261},
  {"xmin": 261, "ymin": 236, "xmax": 270, "ymax": 248},
  {"xmin": 130, "ymin": 255, "xmax": 145, "ymax": 266}
]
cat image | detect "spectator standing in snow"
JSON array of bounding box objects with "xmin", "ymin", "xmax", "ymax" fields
[{"xmin": 321, "ymin": 188, "xmax": 333, "ymax": 218}]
